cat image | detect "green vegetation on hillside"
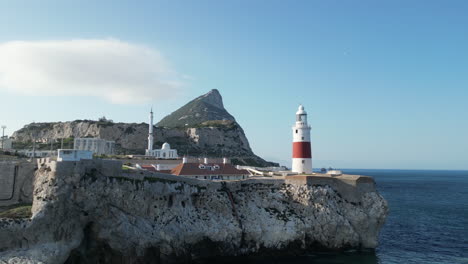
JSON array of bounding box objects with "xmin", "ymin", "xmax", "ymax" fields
[
  {"xmin": 157, "ymin": 91, "xmax": 235, "ymax": 128},
  {"xmin": 0, "ymin": 204, "xmax": 32, "ymax": 218},
  {"xmin": 191, "ymin": 120, "xmax": 239, "ymax": 130}
]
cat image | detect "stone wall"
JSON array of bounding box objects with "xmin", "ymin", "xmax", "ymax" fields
[{"xmin": 0, "ymin": 160, "xmax": 36, "ymax": 207}]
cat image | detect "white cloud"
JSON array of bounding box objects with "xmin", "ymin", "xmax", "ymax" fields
[{"xmin": 0, "ymin": 39, "xmax": 185, "ymax": 104}]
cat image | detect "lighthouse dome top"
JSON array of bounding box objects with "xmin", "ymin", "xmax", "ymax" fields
[{"xmin": 296, "ymin": 104, "xmax": 307, "ymax": 115}]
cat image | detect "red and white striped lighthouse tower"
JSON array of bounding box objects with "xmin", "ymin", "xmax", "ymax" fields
[{"xmin": 292, "ymin": 105, "xmax": 312, "ymax": 174}]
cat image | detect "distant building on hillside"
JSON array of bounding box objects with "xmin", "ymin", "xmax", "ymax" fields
[
  {"xmin": 74, "ymin": 138, "xmax": 115, "ymax": 156},
  {"xmin": 0, "ymin": 136, "xmax": 12, "ymax": 150}
]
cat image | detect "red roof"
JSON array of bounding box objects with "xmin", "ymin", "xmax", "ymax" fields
[
  {"xmin": 140, "ymin": 165, "xmax": 157, "ymax": 172},
  {"xmin": 140, "ymin": 165, "xmax": 172, "ymax": 174},
  {"xmin": 171, "ymin": 163, "xmax": 249, "ymax": 176}
]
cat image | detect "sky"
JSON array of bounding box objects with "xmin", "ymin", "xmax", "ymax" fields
[{"xmin": 0, "ymin": 0, "xmax": 467, "ymax": 170}]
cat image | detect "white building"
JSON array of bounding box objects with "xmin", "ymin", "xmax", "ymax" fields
[
  {"xmin": 0, "ymin": 136, "xmax": 12, "ymax": 150},
  {"xmin": 74, "ymin": 138, "xmax": 115, "ymax": 156},
  {"xmin": 145, "ymin": 108, "xmax": 178, "ymax": 159},
  {"xmin": 292, "ymin": 105, "xmax": 313, "ymax": 174},
  {"xmin": 146, "ymin": 142, "xmax": 178, "ymax": 159},
  {"xmin": 57, "ymin": 149, "xmax": 93, "ymax": 162}
]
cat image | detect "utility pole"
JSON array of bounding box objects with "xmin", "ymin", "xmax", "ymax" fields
[{"xmin": 1, "ymin": 125, "xmax": 5, "ymax": 150}]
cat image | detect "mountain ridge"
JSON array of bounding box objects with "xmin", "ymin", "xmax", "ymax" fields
[
  {"xmin": 11, "ymin": 90, "xmax": 277, "ymax": 167},
  {"xmin": 157, "ymin": 89, "xmax": 235, "ymax": 128}
]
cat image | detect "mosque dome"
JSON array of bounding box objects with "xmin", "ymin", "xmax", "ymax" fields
[{"xmin": 162, "ymin": 142, "xmax": 171, "ymax": 150}]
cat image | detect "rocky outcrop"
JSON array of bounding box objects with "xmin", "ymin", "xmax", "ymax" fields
[
  {"xmin": 0, "ymin": 160, "xmax": 388, "ymax": 263},
  {"xmin": 11, "ymin": 90, "xmax": 276, "ymax": 167},
  {"xmin": 157, "ymin": 89, "xmax": 235, "ymax": 128},
  {"xmin": 11, "ymin": 121, "xmax": 271, "ymax": 166}
]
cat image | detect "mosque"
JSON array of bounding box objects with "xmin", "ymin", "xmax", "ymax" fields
[{"xmin": 145, "ymin": 109, "xmax": 178, "ymax": 159}]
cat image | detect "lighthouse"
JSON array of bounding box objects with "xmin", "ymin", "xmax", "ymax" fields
[
  {"xmin": 292, "ymin": 105, "xmax": 312, "ymax": 174},
  {"xmin": 145, "ymin": 108, "xmax": 154, "ymax": 156}
]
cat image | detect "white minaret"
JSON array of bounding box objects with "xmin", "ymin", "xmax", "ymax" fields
[
  {"xmin": 146, "ymin": 108, "xmax": 154, "ymax": 156},
  {"xmin": 292, "ymin": 105, "xmax": 312, "ymax": 174}
]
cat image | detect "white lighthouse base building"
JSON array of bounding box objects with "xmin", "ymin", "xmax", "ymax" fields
[{"xmin": 292, "ymin": 159, "xmax": 313, "ymax": 175}]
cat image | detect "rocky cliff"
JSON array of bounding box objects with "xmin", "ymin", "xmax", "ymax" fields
[
  {"xmin": 0, "ymin": 160, "xmax": 388, "ymax": 263},
  {"xmin": 157, "ymin": 89, "xmax": 235, "ymax": 128},
  {"xmin": 11, "ymin": 90, "xmax": 274, "ymax": 166}
]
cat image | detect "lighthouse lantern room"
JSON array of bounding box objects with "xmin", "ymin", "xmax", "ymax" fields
[{"xmin": 292, "ymin": 105, "xmax": 312, "ymax": 174}]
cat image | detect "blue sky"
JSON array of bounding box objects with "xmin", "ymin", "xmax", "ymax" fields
[{"xmin": 0, "ymin": 0, "xmax": 467, "ymax": 169}]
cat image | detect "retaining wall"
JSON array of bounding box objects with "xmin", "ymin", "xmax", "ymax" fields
[{"xmin": 0, "ymin": 160, "xmax": 36, "ymax": 207}]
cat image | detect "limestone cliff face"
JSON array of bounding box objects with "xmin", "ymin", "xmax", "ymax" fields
[
  {"xmin": 12, "ymin": 120, "xmax": 271, "ymax": 166},
  {"xmin": 0, "ymin": 160, "xmax": 388, "ymax": 264},
  {"xmin": 11, "ymin": 90, "xmax": 274, "ymax": 166}
]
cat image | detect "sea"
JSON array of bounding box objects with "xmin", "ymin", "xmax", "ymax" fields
[
  {"xmin": 338, "ymin": 169, "xmax": 468, "ymax": 264},
  {"xmin": 207, "ymin": 169, "xmax": 468, "ymax": 264}
]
